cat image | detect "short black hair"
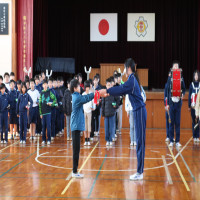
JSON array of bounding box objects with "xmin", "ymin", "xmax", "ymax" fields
[
  {"xmin": 34, "ymin": 75, "xmax": 39, "ymax": 80},
  {"xmin": 10, "ymin": 72, "xmax": 15, "ymax": 76},
  {"xmin": 193, "ymin": 70, "xmax": 200, "ymax": 82},
  {"xmin": 74, "ymin": 75, "xmax": 78, "ymax": 79},
  {"xmin": 10, "ymin": 80, "xmax": 15, "ymax": 85},
  {"xmin": 0, "ymin": 83, "xmax": 6, "ymax": 89},
  {"xmin": 124, "ymin": 58, "xmax": 136, "ymax": 73},
  {"xmin": 77, "ymin": 73, "xmax": 82, "ymax": 78},
  {"xmin": 89, "ymin": 79, "xmax": 93, "ymax": 85},
  {"xmin": 106, "ymin": 78, "xmax": 111, "ymax": 83},
  {"xmin": 0, "ymin": 75, "xmax": 3, "ymax": 80},
  {"xmin": 114, "ymin": 74, "xmax": 118, "ymax": 79},
  {"xmin": 4, "ymin": 72, "xmax": 9, "ymax": 78},
  {"xmin": 21, "ymin": 82, "xmax": 27, "ymax": 93},
  {"xmin": 113, "ymin": 70, "xmax": 118, "ymax": 75},
  {"xmin": 30, "ymin": 78, "xmax": 35, "ymax": 83},
  {"xmin": 110, "ymin": 76, "xmax": 114, "ymax": 82},
  {"xmin": 96, "ymin": 73, "xmax": 100, "ymax": 79},
  {"xmin": 48, "ymin": 77, "xmax": 54, "ymax": 82},
  {"xmin": 70, "ymin": 79, "xmax": 79, "ymax": 93},
  {"xmin": 172, "ymin": 60, "xmax": 180, "ymax": 67},
  {"xmin": 25, "ymin": 75, "xmax": 29, "ymax": 81},
  {"xmin": 93, "ymin": 75, "xmax": 98, "ymax": 80},
  {"xmin": 84, "ymin": 80, "xmax": 90, "ymax": 89},
  {"xmin": 117, "ymin": 73, "xmax": 121, "ymax": 78},
  {"xmin": 42, "ymin": 79, "xmax": 48, "ymax": 85},
  {"xmin": 17, "ymin": 80, "xmax": 22, "ymax": 85},
  {"xmin": 25, "ymin": 79, "xmax": 30, "ymax": 84}
]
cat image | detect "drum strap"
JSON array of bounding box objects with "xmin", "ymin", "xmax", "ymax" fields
[{"xmin": 192, "ymin": 82, "xmax": 200, "ymax": 94}]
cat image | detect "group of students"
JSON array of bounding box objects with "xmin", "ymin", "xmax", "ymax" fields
[
  {"xmin": 0, "ymin": 71, "xmax": 68, "ymax": 145},
  {"xmin": 164, "ymin": 61, "xmax": 200, "ymax": 147}
]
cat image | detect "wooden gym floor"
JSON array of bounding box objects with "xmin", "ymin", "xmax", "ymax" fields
[{"xmin": 0, "ymin": 128, "xmax": 199, "ymax": 200}]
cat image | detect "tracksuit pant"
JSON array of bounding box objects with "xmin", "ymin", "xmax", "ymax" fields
[
  {"xmin": 191, "ymin": 108, "xmax": 199, "ymax": 138},
  {"xmin": 36, "ymin": 107, "xmax": 42, "ymax": 134},
  {"xmin": 42, "ymin": 114, "xmax": 51, "ymax": 142},
  {"xmin": 51, "ymin": 108, "xmax": 56, "ymax": 138},
  {"xmin": 19, "ymin": 111, "xmax": 28, "ymax": 141},
  {"xmin": 0, "ymin": 111, "xmax": 8, "ymax": 142},
  {"xmin": 56, "ymin": 109, "xmax": 61, "ymax": 134},
  {"xmin": 165, "ymin": 111, "xmax": 170, "ymax": 139},
  {"xmin": 133, "ymin": 107, "xmax": 147, "ymax": 174},
  {"xmin": 169, "ymin": 101, "xmax": 182, "ymax": 143},
  {"xmin": 104, "ymin": 115, "xmax": 115, "ymax": 142},
  {"xmin": 72, "ymin": 130, "xmax": 81, "ymax": 173}
]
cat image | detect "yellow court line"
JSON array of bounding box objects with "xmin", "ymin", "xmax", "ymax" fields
[
  {"xmin": 61, "ymin": 141, "xmax": 99, "ymax": 195},
  {"xmin": 0, "ymin": 141, "xmax": 19, "ymax": 153},
  {"xmin": 167, "ymin": 143, "xmax": 190, "ymax": 192}
]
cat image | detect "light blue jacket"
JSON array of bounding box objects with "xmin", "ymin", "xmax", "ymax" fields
[{"xmin": 71, "ymin": 92, "xmax": 94, "ymax": 131}]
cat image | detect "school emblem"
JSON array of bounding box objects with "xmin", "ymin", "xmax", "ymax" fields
[{"xmin": 134, "ymin": 16, "xmax": 148, "ymax": 37}]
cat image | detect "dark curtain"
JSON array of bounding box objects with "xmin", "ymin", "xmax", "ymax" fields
[
  {"xmin": 198, "ymin": 0, "xmax": 200, "ymax": 71},
  {"xmin": 33, "ymin": 0, "xmax": 198, "ymax": 89}
]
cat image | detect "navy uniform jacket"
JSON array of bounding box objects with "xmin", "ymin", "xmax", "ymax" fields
[
  {"xmin": 166, "ymin": 76, "xmax": 186, "ymax": 106},
  {"xmin": 0, "ymin": 93, "xmax": 10, "ymax": 113},
  {"xmin": 8, "ymin": 89, "xmax": 18, "ymax": 115},
  {"xmin": 107, "ymin": 73, "xmax": 145, "ymax": 112},
  {"xmin": 35, "ymin": 84, "xmax": 42, "ymax": 93},
  {"xmin": 188, "ymin": 81, "xmax": 200, "ymax": 108},
  {"xmin": 16, "ymin": 93, "xmax": 33, "ymax": 114},
  {"xmin": 164, "ymin": 82, "xmax": 168, "ymax": 106}
]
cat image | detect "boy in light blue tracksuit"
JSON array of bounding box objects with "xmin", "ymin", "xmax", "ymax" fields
[
  {"xmin": 16, "ymin": 82, "xmax": 33, "ymax": 144},
  {"xmin": 99, "ymin": 58, "xmax": 147, "ymax": 181},
  {"xmin": 0, "ymin": 83, "xmax": 10, "ymax": 144},
  {"xmin": 70, "ymin": 79, "xmax": 94, "ymax": 178}
]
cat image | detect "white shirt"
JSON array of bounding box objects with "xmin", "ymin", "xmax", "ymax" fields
[
  {"xmin": 4, "ymin": 82, "xmax": 10, "ymax": 91},
  {"xmin": 82, "ymin": 92, "xmax": 96, "ymax": 113},
  {"xmin": 28, "ymin": 89, "xmax": 40, "ymax": 107}
]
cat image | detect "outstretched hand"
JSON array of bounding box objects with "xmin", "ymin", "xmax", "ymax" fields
[{"xmin": 99, "ymin": 89, "xmax": 109, "ymax": 97}]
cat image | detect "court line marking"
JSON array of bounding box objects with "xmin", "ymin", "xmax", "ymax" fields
[
  {"xmin": 87, "ymin": 154, "xmax": 107, "ymax": 198},
  {"xmin": 0, "ymin": 155, "xmax": 9, "ymax": 162},
  {"xmin": 61, "ymin": 141, "xmax": 99, "ymax": 195},
  {"xmin": 0, "ymin": 141, "xmax": 19, "ymax": 153},
  {"xmin": 162, "ymin": 155, "xmax": 173, "ymax": 185},
  {"xmin": 176, "ymin": 147, "xmax": 196, "ymax": 182},
  {"xmin": 167, "ymin": 144, "xmax": 190, "ymax": 191}
]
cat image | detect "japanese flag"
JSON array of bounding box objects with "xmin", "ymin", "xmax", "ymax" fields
[{"xmin": 90, "ymin": 13, "xmax": 118, "ymax": 41}]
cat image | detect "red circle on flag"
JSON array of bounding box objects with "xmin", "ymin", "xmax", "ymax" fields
[{"xmin": 98, "ymin": 19, "xmax": 109, "ymax": 35}]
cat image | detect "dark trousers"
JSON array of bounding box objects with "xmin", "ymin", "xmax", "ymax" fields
[
  {"xmin": 165, "ymin": 111, "xmax": 170, "ymax": 138},
  {"xmin": 0, "ymin": 111, "xmax": 8, "ymax": 141},
  {"xmin": 91, "ymin": 111, "xmax": 99, "ymax": 136},
  {"xmin": 36, "ymin": 107, "xmax": 42, "ymax": 134},
  {"xmin": 19, "ymin": 112, "xmax": 28, "ymax": 141},
  {"xmin": 72, "ymin": 130, "xmax": 81, "ymax": 173},
  {"xmin": 56, "ymin": 109, "xmax": 61, "ymax": 134},
  {"xmin": 169, "ymin": 101, "xmax": 182, "ymax": 143},
  {"xmin": 191, "ymin": 108, "xmax": 199, "ymax": 138},
  {"xmin": 61, "ymin": 112, "xmax": 64, "ymax": 130},
  {"xmin": 42, "ymin": 114, "xmax": 51, "ymax": 142},
  {"xmin": 51, "ymin": 108, "xmax": 56, "ymax": 137},
  {"xmin": 134, "ymin": 107, "xmax": 147, "ymax": 174}
]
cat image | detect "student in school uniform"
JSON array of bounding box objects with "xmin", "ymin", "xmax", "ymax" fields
[
  {"xmin": 27, "ymin": 78, "xmax": 40, "ymax": 140},
  {"xmin": 0, "ymin": 83, "xmax": 10, "ymax": 144},
  {"xmin": 8, "ymin": 80, "xmax": 18, "ymax": 140},
  {"xmin": 99, "ymin": 58, "xmax": 147, "ymax": 181},
  {"xmin": 70, "ymin": 79, "xmax": 94, "ymax": 178},
  {"xmin": 189, "ymin": 71, "xmax": 200, "ymax": 142},
  {"xmin": 166, "ymin": 61, "xmax": 186, "ymax": 147},
  {"xmin": 63, "ymin": 79, "xmax": 72, "ymax": 140},
  {"xmin": 0, "ymin": 76, "xmax": 3, "ymax": 85},
  {"xmin": 4, "ymin": 72, "xmax": 10, "ymax": 93},
  {"xmin": 16, "ymin": 80, "xmax": 22, "ymax": 134},
  {"xmin": 48, "ymin": 78, "xmax": 58, "ymax": 140},
  {"xmin": 35, "ymin": 75, "xmax": 42, "ymax": 93},
  {"xmin": 39, "ymin": 80, "xmax": 57, "ymax": 145},
  {"xmin": 16, "ymin": 82, "xmax": 33, "ymax": 144}
]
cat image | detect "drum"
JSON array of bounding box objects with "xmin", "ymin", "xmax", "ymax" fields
[
  {"xmin": 171, "ymin": 68, "xmax": 182, "ymax": 97},
  {"xmin": 191, "ymin": 93, "xmax": 198, "ymax": 108}
]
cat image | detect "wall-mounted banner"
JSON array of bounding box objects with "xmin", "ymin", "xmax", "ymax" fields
[
  {"xmin": 0, "ymin": 3, "xmax": 8, "ymax": 35},
  {"xmin": 17, "ymin": 0, "xmax": 33, "ymax": 80},
  {"xmin": 127, "ymin": 13, "xmax": 155, "ymax": 42},
  {"xmin": 90, "ymin": 13, "xmax": 118, "ymax": 41}
]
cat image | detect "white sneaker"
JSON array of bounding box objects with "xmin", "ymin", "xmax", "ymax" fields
[
  {"xmin": 134, "ymin": 142, "xmax": 137, "ymax": 146},
  {"xmin": 51, "ymin": 137, "xmax": 54, "ymax": 140},
  {"xmin": 84, "ymin": 142, "xmax": 87, "ymax": 146},
  {"xmin": 20, "ymin": 140, "xmax": 23, "ymax": 144},
  {"xmin": 23, "ymin": 141, "xmax": 26, "ymax": 144},
  {"xmin": 130, "ymin": 142, "xmax": 134, "ymax": 146},
  {"xmin": 115, "ymin": 134, "xmax": 117, "ymax": 138},
  {"xmin": 112, "ymin": 138, "xmax": 115, "ymax": 142},
  {"xmin": 130, "ymin": 173, "xmax": 143, "ymax": 181},
  {"xmin": 165, "ymin": 138, "xmax": 170, "ymax": 142},
  {"xmin": 67, "ymin": 137, "xmax": 70, "ymax": 141},
  {"xmin": 194, "ymin": 138, "xmax": 197, "ymax": 142},
  {"xmin": 169, "ymin": 142, "xmax": 173, "ymax": 147},
  {"xmin": 106, "ymin": 142, "xmax": 109, "ymax": 146},
  {"xmin": 70, "ymin": 137, "xmax": 72, "ymax": 141},
  {"xmin": 1, "ymin": 140, "xmax": 3, "ymax": 144},
  {"xmin": 41, "ymin": 141, "xmax": 45, "ymax": 145},
  {"xmin": 176, "ymin": 142, "xmax": 182, "ymax": 147},
  {"xmin": 47, "ymin": 141, "xmax": 51, "ymax": 145},
  {"xmin": 72, "ymin": 172, "xmax": 84, "ymax": 178},
  {"xmin": 4, "ymin": 140, "xmax": 7, "ymax": 144},
  {"xmin": 88, "ymin": 142, "xmax": 91, "ymax": 146},
  {"xmin": 196, "ymin": 138, "xmax": 200, "ymax": 142},
  {"xmin": 110, "ymin": 142, "xmax": 113, "ymax": 146},
  {"xmin": 90, "ymin": 137, "xmax": 93, "ymax": 141}
]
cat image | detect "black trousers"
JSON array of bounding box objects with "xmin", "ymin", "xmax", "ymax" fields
[
  {"xmin": 91, "ymin": 111, "xmax": 99, "ymax": 137},
  {"xmin": 72, "ymin": 130, "xmax": 81, "ymax": 173}
]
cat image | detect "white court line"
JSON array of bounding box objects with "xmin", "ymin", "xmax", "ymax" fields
[
  {"xmin": 35, "ymin": 137, "xmax": 192, "ymax": 172},
  {"xmin": 162, "ymin": 155, "xmax": 173, "ymax": 185},
  {"xmin": 151, "ymin": 150, "xmax": 160, "ymax": 153}
]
